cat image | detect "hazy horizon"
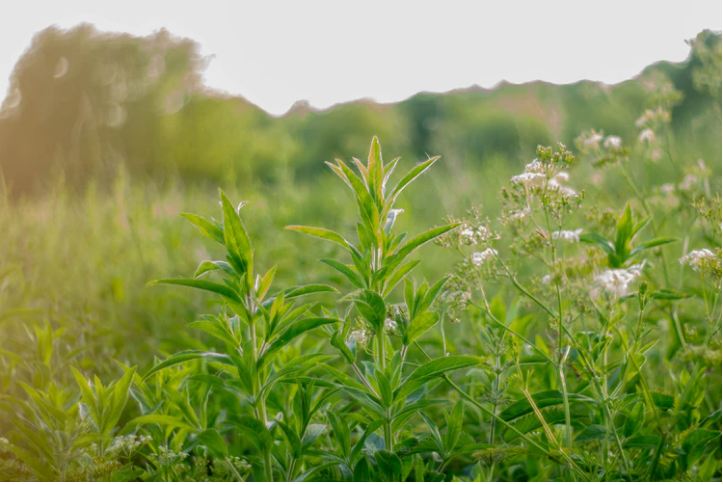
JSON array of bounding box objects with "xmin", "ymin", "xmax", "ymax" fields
[{"xmin": 2, "ymin": 0, "xmax": 721, "ymax": 115}]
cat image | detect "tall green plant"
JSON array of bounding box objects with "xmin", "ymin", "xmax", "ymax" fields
[
  {"xmin": 288, "ymin": 137, "xmax": 478, "ymax": 478},
  {"xmin": 144, "ymin": 190, "xmax": 337, "ymax": 480}
]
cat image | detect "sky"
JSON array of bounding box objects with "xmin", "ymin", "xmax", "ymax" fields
[{"xmin": 1, "ymin": 0, "xmax": 721, "ymax": 115}]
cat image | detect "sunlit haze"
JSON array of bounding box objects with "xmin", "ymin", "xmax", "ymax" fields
[{"xmin": 1, "ymin": 0, "xmax": 721, "ymax": 115}]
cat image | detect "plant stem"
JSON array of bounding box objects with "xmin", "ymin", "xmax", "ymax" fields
[{"xmin": 250, "ymin": 315, "xmax": 273, "ymax": 481}]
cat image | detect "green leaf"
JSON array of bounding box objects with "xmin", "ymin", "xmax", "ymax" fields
[
  {"xmin": 615, "ymin": 204, "xmax": 633, "ymax": 248},
  {"xmin": 191, "ymin": 429, "xmax": 228, "ymax": 457},
  {"xmin": 383, "ymin": 224, "xmax": 459, "ymax": 275},
  {"xmin": 354, "ymin": 290, "xmax": 386, "ymax": 331},
  {"xmin": 500, "ymin": 391, "xmax": 594, "ymax": 421},
  {"xmin": 284, "ymin": 284, "xmax": 338, "ymax": 299},
  {"xmin": 143, "ymin": 350, "xmax": 230, "ymax": 379},
  {"xmin": 193, "ymin": 260, "xmax": 234, "ymax": 278},
  {"xmin": 396, "ymin": 356, "xmax": 478, "ymax": 399},
  {"xmin": 150, "ymin": 278, "xmax": 240, "ymax": 302},
  {"xmin": 181, "ymin": 212, "xmax": 224, "ymax": 244},
  {"xmin": 286, "ymin": 225, "xmax": 354, "ymax": 251},
  {"xmin": 407, "ymin": 311, "xmax": 438, "ymax": 343},
  {"xmin": 651, "ymin": 392, "xmax": 674, "ymax": 410},
  {"xmin": 188, "ymin": 315, "xmax": 241, "ymax": 347},
  {"xmin": 262, "ymin": 317, "xmax": 337, "ymax": 360},
  {"xmin": 124, "ymin": 414, "xmax": 195, "ymax": 432},
  {"xmin": 381, "ymin": 260, "xmax": 420, "ymax": 296},
  {"xmin": 390, "ymin": 156, "xmax": 440, "ymax": 201},
  {"xmin": 220, "ymin": 191, "xmax": 253, "ymax": 275},
  {"xmin": 256, "ymin": 265, "xmax": 277, "ymax": 299},
  {"xmin": 624, "ymin": 435, "xmax": 661, "ymax": 449},
  {"xmin": 630, "ymin": 237, "xmax": 676, "ymax": 256},
  {"xmin": 650, "ymin": 288, "xmax": 689, "ymax": 300},
  {"xmin": 580, "ymin": 232, "xmax": 615, "ymax": 255},
  {"xmin": 321, "ymin": 258, "xmax": 365, "ymax": 288}
]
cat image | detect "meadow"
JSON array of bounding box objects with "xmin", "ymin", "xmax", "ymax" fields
[{"xmin": 0, "ymin": 28, "xmax": 720, "ymax": 481}]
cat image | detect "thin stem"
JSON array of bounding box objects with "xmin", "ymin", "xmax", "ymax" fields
[{"xmin": 413, "ymin": 342, "xmax": 588, "ymax": 479}]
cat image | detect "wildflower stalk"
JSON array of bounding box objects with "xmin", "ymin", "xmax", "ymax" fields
[{"xmin": 545, "ymin": 206, "xmax": 574, "ymax": 450}]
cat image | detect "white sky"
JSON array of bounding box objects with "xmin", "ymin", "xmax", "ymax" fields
[{"xmin": 1, "ymin": 0, "xmax": 721, "ymax": 115}]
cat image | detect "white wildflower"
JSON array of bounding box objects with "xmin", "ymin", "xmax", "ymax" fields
[
  {"xmin": 582, "ymin": 131, "xmax": 604, "ymax": 149},
  {"xmin": 471, "ymin": 248, "xmax": 498, "ymax": 266},
  {"xmin": 384, "ymin": 318, "xmax": 398, "ymax": 333},
  {"xmin": 638, "ymin": 128, "xmax": 655, "ymax": 143},
  {"xmin": 558, "ymin": 186, "xmax": 578, "ymax": 197},
  {"xmin": 604, "ymin": 136, "xmax": 622, "ymax": 149},
  {"xmin": 475, "ymin": 225, "xmax": 491, "ymax": 240},
  {"xmin": 541, "ymin": 274, "xmax": 552, "ymax": 285},
  {"xmin": 509, "ymin": 208, "xmax": 530, "ymax": 221},
  {"xmin": 551, "ymin": 228, "xmax": 583, "ymax": 243},
  {"xmin": 552, "ymin": 171, "xmax": 570, "ymax": 183},
  {"xmin": 347, "ymin": 329, "xmax": 370, "ymax": 347},
  {"xmin": 593, "ymin": 264, "xmax": 644, "ymax": 298},
  {"xmin": 511, "ymin": 171, "xmax": 546, "ymax": 188},
  {"xmin": 660, "ymin": 183, "xmax": 675, "ymax": 195},
  {"xmin": 680, "ymin": 249, "xmax": 716, "ymax": 273},
  {"xmin": 679, "ymin": 174, "xmax": 698, "ymax": 191},
  {"xmin": 524, "ymin": 159, "xmax": 545, "ymax": 173},
  {"xmin": 459, "ymin": 224, "xmax": 475, "ymax": 245}
]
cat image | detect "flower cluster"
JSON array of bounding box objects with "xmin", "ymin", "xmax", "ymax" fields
[
  {"xmin": 346, "ymin": 328, "xmax": 370, "ymax": 348},
  {"xmin": 592, "ymin": 264, "xmax": 644, "ymax": 299},
  {"xmin": 636, "ymin": 107, "xmax": 671, "ymax": 129},
  {"xmin": 575, "ymin": 129, "xmax": 626, "ymax": 167},
  {"xmin": 471, "ymin": 248, "xmax": 498, "ymax": 266},
  {"xmin": 680, "ymin": 248, "xmax": 720, "ymax": 276},
  {"xmin": 106, "ymin": 434, "xmax": 151, "ymax": 456},
  {"xmin": 506, "ymin": 145, "xmax": 579, "ymax": 213},
  {"xmin": 436, "ymin": 207, "xmax": 499, "ymax": 249},
  {"xmin": 156, "ymin": 445, "xmax": 189, "ymax": 465},
  {"xmin": 551, "ymin": 228, "xmax": 583, "ymax": 243},
  {"xmin": 511, "ymin": 161, "xmax": 578, "ymax": 199},
  {"xmin": 459, "ymin": 223, "xmax": 493, "ymax": 246}
]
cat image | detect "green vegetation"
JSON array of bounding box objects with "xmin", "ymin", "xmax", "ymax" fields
[{"xmin": 0, "ymin": 26, "xmax": 720, "ymax": 481}]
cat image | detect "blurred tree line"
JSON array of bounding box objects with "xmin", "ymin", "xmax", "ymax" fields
[{"xmin": 0, "ymin": 24, "xmax": 719, "ymax": 194}]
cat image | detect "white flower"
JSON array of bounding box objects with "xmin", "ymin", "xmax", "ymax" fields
[
  {"xmin": 475, "ymin": 225, "xmax": 491, "ymax": 240},
  {"xmin": 558, "ymin": 186, "xmax": 578, "ymax": 198},
  {"xmin": 679, "ymin": 174, "xmax": 698, "ymax": 191},
  {"xmin": 509, "ymin": 208, "xmax": 530, "ymax": 221},
  {"xmin": 384, "ymin": 318, "xmax": 398, "ymax": 332},
  {"xmin": 551, "ymin": 228, "xmax": 583, "ymax": 243},
  {"xmin": 471, "ymin": 248, "xmax": 498, "ymax": 266},
  {"xmin": 680, "ymin": 249, "xmax": 717, "ymax": 273},
  {"xmin": 524, "ymin": 159, "xmax": 545, "ymax": 173},
  {"xmin": 660, "ymin": 183, "xmax": 675, "ymax": 195},
  {"xmin": 460, "ymin": 226, "xmax": 475, "ymax": 239},
  {"xmin": 552, "ymin": 171, "xmax": 570, "ymax": 183},
  {"xmin": 604, "ymin": 136, "xmax": 622, "ymax": 149},
  {"xmin": 638, "ymin": 128, "xmax": 655, "ymax": 143},
  {"xmin": 582, "ymin": 131, "xmax": 604, "ymax": 149},
  {"xmin": 347, "ymin": 329, "xmax": 369, "ymax": 347},
  {"xmin": 593, "ymin": 264, "xmax": 644, "ymax": 298},
  {"xmin": 541, "ymin": 274, "xmax": 552, "ymax": 285},
  {"xmin": 511, "ymin": 171, "xmax": 546, "ymax": 188}
]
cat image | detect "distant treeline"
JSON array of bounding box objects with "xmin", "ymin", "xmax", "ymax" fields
[{"xmin": 0, "ymin": 25, "xmax": 719, "ymax": 193}]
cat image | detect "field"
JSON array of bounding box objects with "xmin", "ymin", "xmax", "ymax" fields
[{"xmin": 0, "ymin": 28, "xmax": 720, "ymax": 481}]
